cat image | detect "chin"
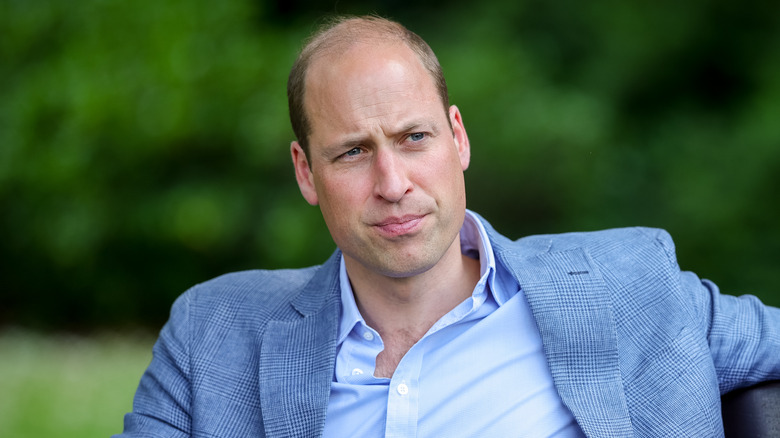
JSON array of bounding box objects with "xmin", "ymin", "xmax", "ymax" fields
[
  {"xmin": 379, "ymin": 264, "xmax": 432, "ymax": 279},
  {"xmin": 372, "ymin": 251, "xmax": 442, "ymax": 279}
]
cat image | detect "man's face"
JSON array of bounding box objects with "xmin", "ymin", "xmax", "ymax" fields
[{"xmin": 291, "ymin": 41, "xmax": 471, "ymax": 280}]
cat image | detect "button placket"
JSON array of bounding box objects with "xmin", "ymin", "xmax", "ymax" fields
[{"xmin": 384, "ymin": 339, "xmax": 425, "ymax": 438}]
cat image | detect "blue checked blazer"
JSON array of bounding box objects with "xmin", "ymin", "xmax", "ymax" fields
[{"xmin": 118, "ymin": 214, "xmax": 780, "ymax": 437}]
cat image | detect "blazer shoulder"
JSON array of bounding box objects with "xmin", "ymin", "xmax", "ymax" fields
[
  {"xmin": 195, "ymin": 266, "xmax": 320, "ymax": 299},
  {"xmin": 172, "ymin": 265, "xmax": 324, "ymax": 325},
  {"xmin": 516, "ymin": 225, "xmax": 669, "ymax": 245},
  {"xmin": 515, "ymin": 226, "xmax": 678, "ymax": 263}
]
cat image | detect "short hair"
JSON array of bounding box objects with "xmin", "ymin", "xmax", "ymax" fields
[{"xmin": 287, "ymin": 15, "xmax": 450, "ymax": 159}]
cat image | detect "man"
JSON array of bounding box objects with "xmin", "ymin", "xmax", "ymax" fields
[{"xmin": 117, "ymin": 16, "xmax": 780, "ymax": 437}]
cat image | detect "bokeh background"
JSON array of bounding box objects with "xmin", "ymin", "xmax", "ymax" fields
[{"xmin": 2, "ymin": 0, "xmax": 779, "ymax": 435}]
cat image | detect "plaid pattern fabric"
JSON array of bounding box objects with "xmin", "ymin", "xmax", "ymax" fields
[{"xmin": 117, "ymin": 215, "xmax": 780, "ymax": 437}]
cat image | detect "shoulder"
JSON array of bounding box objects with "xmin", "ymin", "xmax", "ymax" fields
[
  {"xmin": 167, "ymin": 264, "xmax": 325, "ymax": 330},
  {"xmin": 192, "ymin": 266, "xmax": 321, "ymax": 302},
  {"xmin": 517, "ymin": 226, "xmax": 674, "ymax": 253},
  {"xmin": 493, "ymin": 223, "xmax": 679, "ymax": 267},
  {"xmin": 529, "ymin": 227, "xmax": 680, "ymax": 277},
  {"xmin": 514, "ymin": 227, "xmax": 703, "ymax": 322},
  {"xmin": 492, "ymin": 225, "xmax": 686, "ymax": 301},
  {"xmin": 473, "ymin": 212, "xmax": 678, "ymax": 265}
]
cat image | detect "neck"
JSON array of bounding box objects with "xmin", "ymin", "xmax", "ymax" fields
[{"xmin": 344, "ymin": 237, "xmax": 481, "ymax": 338}]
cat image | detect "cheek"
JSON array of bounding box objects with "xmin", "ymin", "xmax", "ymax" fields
[
  {"xmin": 315, "ymin": 175, "xmax": 363, "ymax": 218},
  {"xmin": 418, "ymin": 152, "xmax": 463, "ymax": 186},
  {"xmin": 424, "ymin": 156, "xmax": 467, "ymax": 207}
]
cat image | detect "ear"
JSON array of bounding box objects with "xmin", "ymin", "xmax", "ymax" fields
[
  {"xmin": 449, "ymin": 105, "xmax": 471, "ymax": 171},
  {"xmin": 291, "ymin": 141, "xmax": 319, "ymax": 206}
]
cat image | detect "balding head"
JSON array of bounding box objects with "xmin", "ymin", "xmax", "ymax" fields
[{"xmin": 287, "ymin": 16, "xmax": 450, "ymax": 158}]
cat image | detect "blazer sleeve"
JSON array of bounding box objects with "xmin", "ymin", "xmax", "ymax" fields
[
  {"xmin": 114, "ymin": 291, "xmax": 194, "ymax": 437},
  {"xmin": 656, "ymin": 227, "xmax": 780, "ymax": 394},
  {"xmin": 692, "ymin": 274, "xmax": 780, "ymax": 393}
]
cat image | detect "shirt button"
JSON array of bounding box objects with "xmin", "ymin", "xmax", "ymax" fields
[
  {"xmin": 351, "ymin": 368, "xmax": 363, "ymax": 376},
  {"xmin": 397, "ymin": 383, "xmax": 409, "ymax": 395},
  {"xmin": 362, "ymin": 331, "xmax": 374, "ymax": 341}
]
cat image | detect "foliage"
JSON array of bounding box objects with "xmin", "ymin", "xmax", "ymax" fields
[
  {"xmin": 0, "ymin": 330, "xmax": 153, "ymax": 437},
  {"xmin": 1, "ymin": 0, "xmax": 330, "ymax": 328},
  {"xmin": 435, "ymin": 0, "xmax": 780, "ymax": 304},
  {"xmin": 1, "ymin": 0, "xmax": 779, "ymax": 330}
]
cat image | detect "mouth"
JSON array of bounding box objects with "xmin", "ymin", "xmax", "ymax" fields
[{"xmin": 372, "ymin": 214, "xmax": 426, "ymax": 237}]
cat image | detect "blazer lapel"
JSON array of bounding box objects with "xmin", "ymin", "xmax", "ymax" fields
[
  {"xmin": 259, "ymin": 252, "xmax": 341, "ymax": 438},
  {"xmin": 497, "ymin": 245, "xmax": 633, "ymax": 437}
]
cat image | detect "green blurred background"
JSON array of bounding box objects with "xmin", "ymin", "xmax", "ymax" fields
[{"xmin": 1, "ymin": 0, "xmax": 779, "ymax": 435}]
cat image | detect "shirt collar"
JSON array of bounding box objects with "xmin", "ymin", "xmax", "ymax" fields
[
  {"xmin": 460, "ymin": 209, "xmax": 495, "ymax": 300},
  {"xmin": 337, "ymin": 209, "xmax": 513, "ymax": 345},
  {"xmin": 338, "ymin": 254, "xmax": 363, "ymax": 345}
]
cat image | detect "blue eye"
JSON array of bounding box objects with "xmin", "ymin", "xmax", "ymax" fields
[
  {"xmin": 409, "ymin": 132, "xmax": 425, "ymax": 141},
  {"xmin": 345, "ymin": 147, "xmax": 361, "ymax": 156}
]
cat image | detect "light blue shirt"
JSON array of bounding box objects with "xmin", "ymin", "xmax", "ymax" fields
[{"xmin": 323, "ymin": 210, "xmax": 585, "ymax": 437}]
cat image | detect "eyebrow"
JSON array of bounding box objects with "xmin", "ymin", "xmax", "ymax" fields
[
  {"xmin": 319, "ymin": 137, "xmax": 365, "ymax": 160},
  {"xmin": 319, "ymin": 118, "xmax": 442, "ymax": 157},
  {"xmin": 398, "ymin": 119, "xmax": 440, "ymax": 136}
]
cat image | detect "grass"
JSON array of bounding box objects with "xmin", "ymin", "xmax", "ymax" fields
[{"xmin": 0, "ymin": 329, "xmax": 155, "ymax": 437}]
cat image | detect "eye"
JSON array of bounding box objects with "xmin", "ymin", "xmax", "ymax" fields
[
  {"xmin": 336, "ymin": 147, "xmax": 364, "ymax": 161},
  {"xmin": 344, "ymin": 147, "xmax": 362, "ymax": 157},
  {"xmin": 409, "ymin": 132, "xmax": 426, "ymax": 142}
]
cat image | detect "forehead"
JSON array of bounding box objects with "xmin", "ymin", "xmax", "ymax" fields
[{"xmin": 303, "ymin": 41, "xmax": 443, "ymax": 143}]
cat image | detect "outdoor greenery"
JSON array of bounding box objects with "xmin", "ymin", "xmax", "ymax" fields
[
  {"xmin": 0, "ymin": 330, "xmax": 153, "ymax": 437},
  {"xmin": 2, "ymin": 0, "xmax": 779, "ymax": 350}
]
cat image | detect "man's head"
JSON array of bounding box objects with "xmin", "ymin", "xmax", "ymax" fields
[
  {"xmin": 289, "ymin": 16, "xmax": 471, "ymax": 281},
  {"xmin": 287, "ymin": 15, "xmax": 450, "ymax": 159}
]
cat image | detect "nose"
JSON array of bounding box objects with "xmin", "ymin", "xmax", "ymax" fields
[{"xmin": 372, "ymin": 148, "xmax": 412, "ymax": 203}]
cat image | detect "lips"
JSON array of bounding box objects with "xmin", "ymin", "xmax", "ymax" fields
[{"xmin": 372, "ymin": 214, "xmax": 425, "ymax": 237}]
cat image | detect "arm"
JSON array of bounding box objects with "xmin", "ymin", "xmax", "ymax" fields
[
  {"xmin": 114, "ymin": 292, "xmax": 193, "ymax": 437},
  {"xmin": 652, "ymin": 228, "xmax": 780, "ymax": 394},
  {"xmin": 694, "ymin": 275, "xmax": 780, "ymax": 394}
]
